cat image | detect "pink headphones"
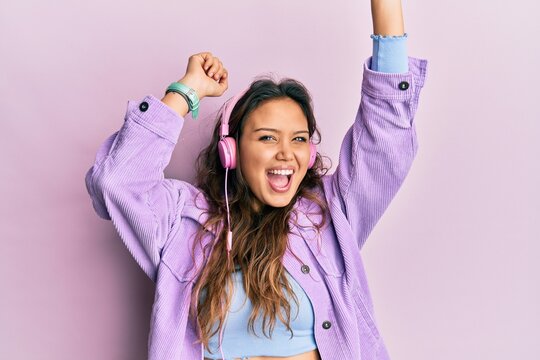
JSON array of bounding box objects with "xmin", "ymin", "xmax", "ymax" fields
[{"xmin": 217, "ymin": 87, "xmax": 317, "ymax": 170}]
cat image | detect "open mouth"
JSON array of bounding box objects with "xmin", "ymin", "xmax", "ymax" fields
[{"xmin": 266, "ymin": 169, "xmax": 294, "ymax": 193}]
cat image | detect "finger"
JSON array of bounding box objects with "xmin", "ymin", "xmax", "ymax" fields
[
  {"xmin": 215, "ymin": 66, "xmax": 226, "ymax": 82},
  {"xmin": 193, "ymin": 52, "xmax": 212, "ymax": 66},
  {"xmin": 220, "ymin": 68, "xmax": 228, "ymax": 82},
  {"xmin": 207, "ymin": 58, "xmax": 222, "ymax": 77},
  {"xmin": 213, "ymin": 64, "xmax": 224, "ymax": 81},
  {"xmin": 218, "ymin": 74, "xmax": 229, "ymax": 90},
  {"xmin": 198, "ymin": 51, "xmax": 213, "ymax": 60},
  {"xmin": 204, "ymin": 59, "xmax": 213, "ymax": 72},
  {"xmin": 200, "ymin": 56, "xmax": 210, "ymax": 71},
  {"xmin": 213, "ymin": 66, "xmax": 226, "ymax": 81}
]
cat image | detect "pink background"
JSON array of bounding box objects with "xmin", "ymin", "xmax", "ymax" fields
[{"xmin": 1, "ymin": 0, "xmax": 539, "ymax": 359}]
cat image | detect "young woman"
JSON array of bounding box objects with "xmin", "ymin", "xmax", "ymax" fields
[{"xmin": 85, "ymin": 1, "xmax": 428, "ymax": 359}]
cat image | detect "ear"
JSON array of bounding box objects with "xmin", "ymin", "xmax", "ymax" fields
[{"xmin": 308, "ymin": 142, "xmax": 317, "ymax": 169}]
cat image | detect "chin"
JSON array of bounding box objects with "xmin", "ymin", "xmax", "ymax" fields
[
  {"xmin": 266, "ymin": 197, "xmax": 293, "ymax": 208},
  {"xmin": 261, "ymin": 187, "xmax": 299, "ymax": 209}
]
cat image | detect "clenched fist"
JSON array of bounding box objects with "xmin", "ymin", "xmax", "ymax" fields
[
  {"xmin": 161, "ymin": 52, "xmax": 229, "ymax": 117},
  {"xmin": 179, "ymin": 52, "xmax": 229, "ymax": 99}
]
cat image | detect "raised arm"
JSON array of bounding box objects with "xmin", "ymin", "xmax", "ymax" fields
[
  {"xmin": 322, "ymin": 0, "xmax": 428, "ymax": 251},
  {"xmin": 85, "ymin": 52, "xmax": 228, "ymax": 281}
]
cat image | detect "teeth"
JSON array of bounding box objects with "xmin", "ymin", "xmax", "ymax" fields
[{"xmin": 268, "ymin": 169, "xmax": 294, "ymax": 176}]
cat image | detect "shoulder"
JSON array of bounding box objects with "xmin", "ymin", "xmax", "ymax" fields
[{"xmin": 169, "ymin": 179, "xmax": 213, "ymax": 229}]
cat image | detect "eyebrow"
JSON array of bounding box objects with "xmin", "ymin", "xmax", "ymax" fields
[{"xmin": 253, "ymin": 128, "xmax": 309, "ymax": 135}]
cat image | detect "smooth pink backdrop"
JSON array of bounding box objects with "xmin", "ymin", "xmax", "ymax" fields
[{"xmin": 1, "ymin": 0, "xmax": 539, "ymax": 359}]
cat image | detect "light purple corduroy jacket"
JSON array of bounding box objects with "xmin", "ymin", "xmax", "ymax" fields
[{"xmin": 85, "ymin": 55, "xmax": 428, "ymax": 360}]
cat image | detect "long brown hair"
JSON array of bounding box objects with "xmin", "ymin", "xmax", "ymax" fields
[{"xmin": 189, "ymin": 74, "xmax": 331, "ymax": 352}]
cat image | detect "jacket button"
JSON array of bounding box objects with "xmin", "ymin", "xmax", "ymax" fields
[
  {"xmin": 301, "ymin": 264, "xmax": 310, "ymax": 274},
  {"xmin": 139, "ymin": 101, "xmax": 149, "ymax": 112},
  {"xmin": 322, "ymin": 321, "xmax": 332, "ymax": 329},
  {"xmin": 398, "ymin": 81, "xmax": 409, "ymax": 91}
]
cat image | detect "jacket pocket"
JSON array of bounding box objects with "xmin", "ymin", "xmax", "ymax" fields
[
  {"xmin": 301, "ymin": 226, "xmax": 345, "ymax": 277},
  {"xmin": 311, "ymin": 249, "xmax": 345, "ymax": 277}
]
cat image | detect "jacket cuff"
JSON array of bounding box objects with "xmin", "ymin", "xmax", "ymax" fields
[
  {"xmin": 127, "ymin": 94, "xmax": 185, "ymax": 144},
  {"xmin": 362, "ymin": 56, "xmax": 428, "ymax": 101}
]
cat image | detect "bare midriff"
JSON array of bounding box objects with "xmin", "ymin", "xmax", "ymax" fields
[{"xmin": 204, "ymin": 349, "xmax": 321, "ymax": 360}]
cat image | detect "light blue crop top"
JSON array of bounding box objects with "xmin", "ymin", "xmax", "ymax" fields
[
  {"xmin": 203, "ymin": 268, "xmax": 317, "ymax": 359},
  {"xmin": 203, "ymin": 33, "xmax": 408, "ymax": 359}
]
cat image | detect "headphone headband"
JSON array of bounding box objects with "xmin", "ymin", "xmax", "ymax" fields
[{"xmin": 220, "ymin": 87, "xmax": 250, "ymax": 138}]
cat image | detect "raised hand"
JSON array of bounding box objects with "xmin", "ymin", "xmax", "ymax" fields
[
  {"xmin": 179, "ymin": 52, "xmax": 229, "ymax": 99},
  {"xmin": 161, "ymin": 51, "xmax": 229, "ymax": 117}
]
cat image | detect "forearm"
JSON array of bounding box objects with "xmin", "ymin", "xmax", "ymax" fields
[{"xmin": 371, "ymin": 0, "xmax": 405, "ymax": 36}]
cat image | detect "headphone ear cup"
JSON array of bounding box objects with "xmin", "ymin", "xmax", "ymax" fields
[
  {"xmin": 308, "ymin": 142, "xmax": 317, "ymax": 169},
  {"xmin": 218, "ymin": 137, "xmax": 237, "ymax": 169}
]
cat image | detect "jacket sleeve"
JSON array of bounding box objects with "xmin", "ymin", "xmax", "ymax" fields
[
  {"xmin": 324, "ymin": 56, "xmax": 428, "ymax": 250},
  {"xmin": 84, "ymin": 95, "xmax": 188, "ymax": 281}
]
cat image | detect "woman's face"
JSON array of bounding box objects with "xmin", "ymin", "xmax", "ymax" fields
[{"xmin": 238, "ymin": 97, "xmax": 311, "ymax": 211}]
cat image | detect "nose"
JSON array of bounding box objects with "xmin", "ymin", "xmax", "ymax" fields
[{"xmin": 276, "ymin": 142, "xmax": 293, "ymax": 161}]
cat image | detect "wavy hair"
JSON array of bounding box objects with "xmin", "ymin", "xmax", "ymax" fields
[{"xmin": 189, "ymin": 74, "xmax": 331, "ymax": 353}]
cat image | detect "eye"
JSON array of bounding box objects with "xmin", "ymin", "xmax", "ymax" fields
[
  {"xmin": 294, "ymin": 137, "xmax": 307, "ymax": 142},
  {"xmin": 259, "ymin": 135, "xmax": 276, "ymax": 141}
]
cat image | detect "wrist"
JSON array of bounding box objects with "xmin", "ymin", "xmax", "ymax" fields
[
  {"xmin": 178, "ymin": 76, "xmax": 205, "ymax": 100},
  {"xmin": 161, "ymin": 92, "xmax": 190, "ymax": 118},
  {"xmin": 165, "ymin": 80, "xmax": 201, "ymax": 119}
]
